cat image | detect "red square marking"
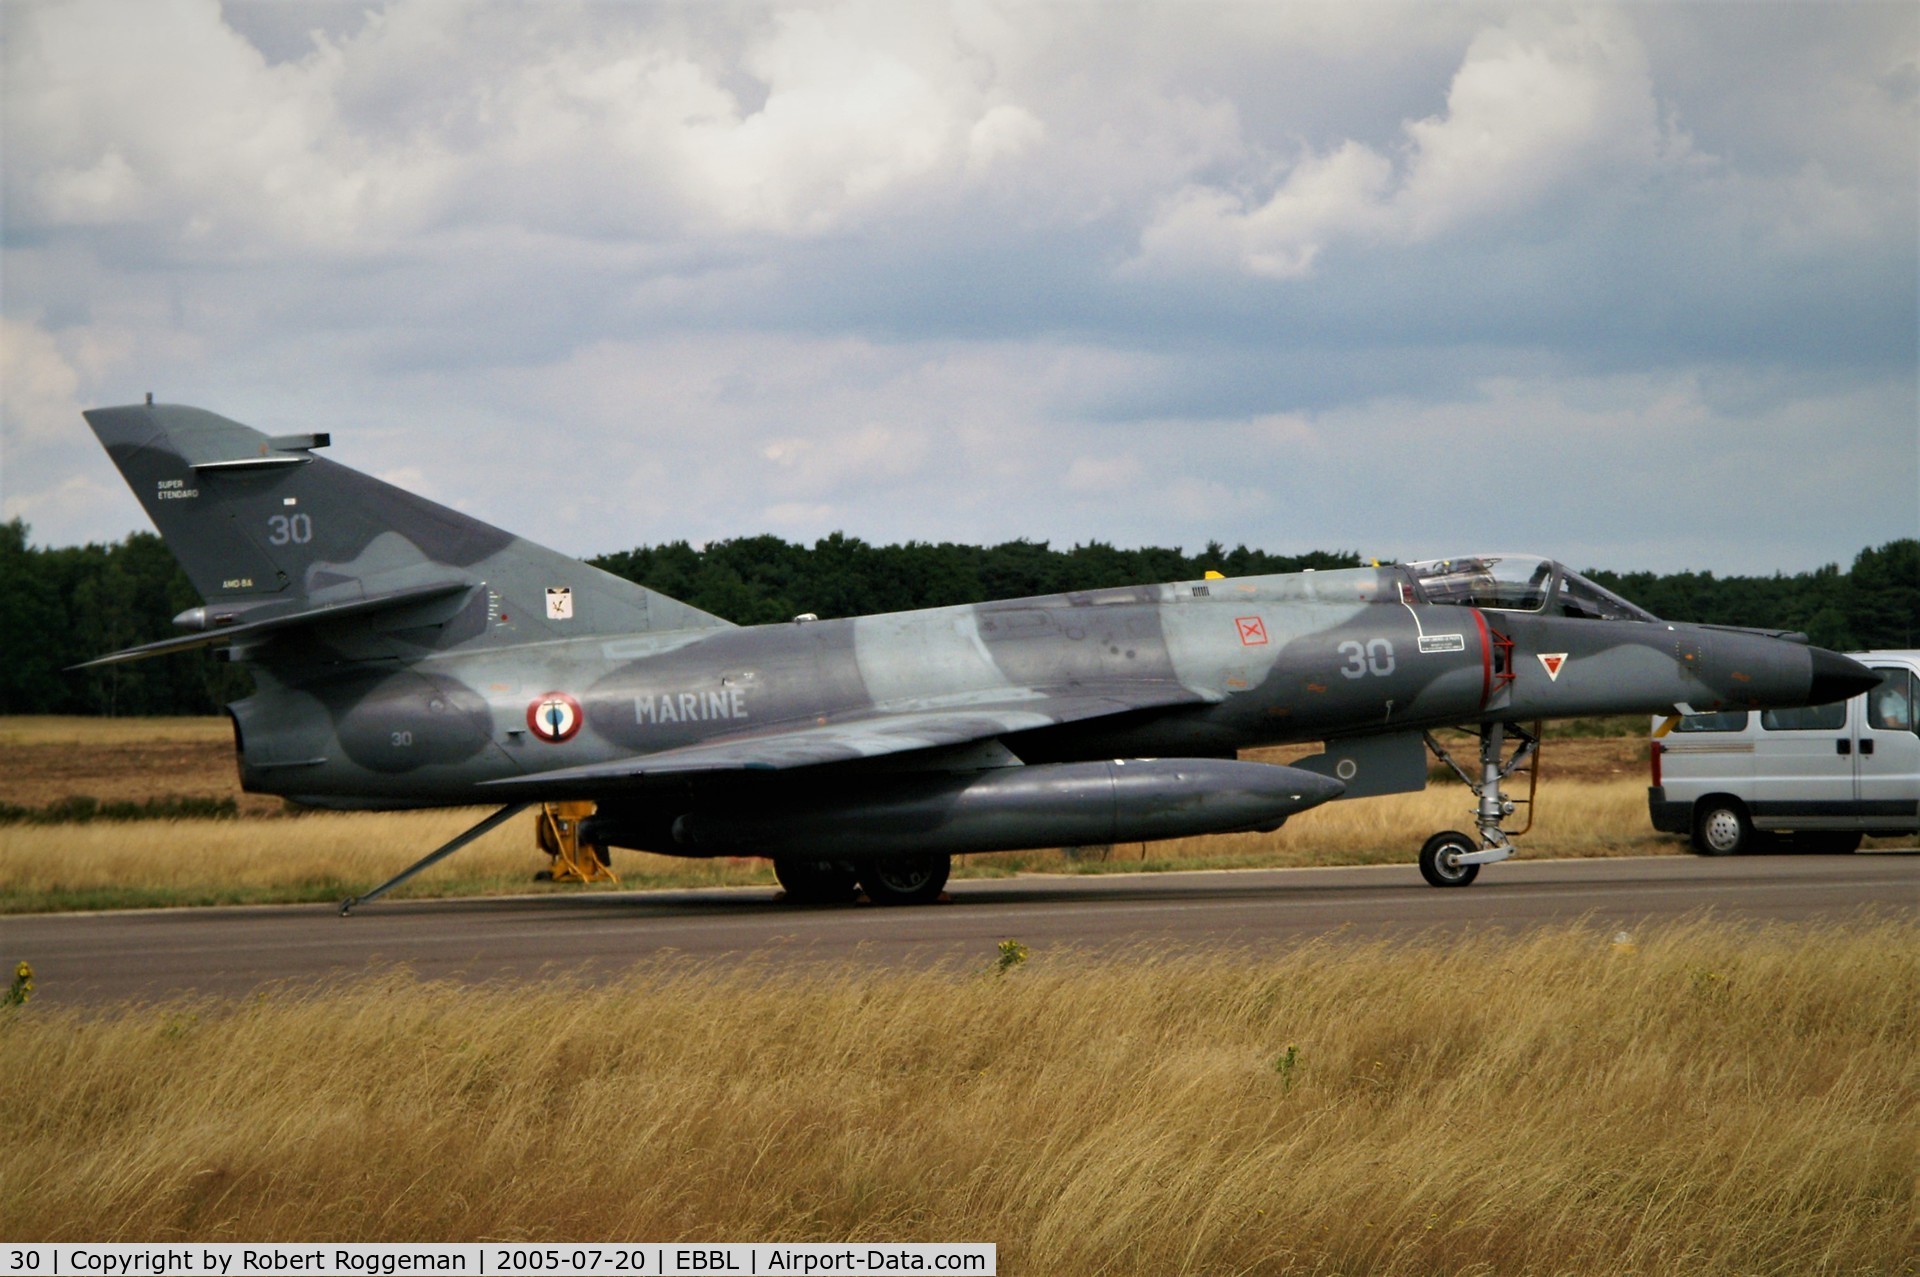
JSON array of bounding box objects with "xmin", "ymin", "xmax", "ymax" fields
[{"xmin": 1236, "ymin": 616, "xmax": 1268, "ymax": 646}]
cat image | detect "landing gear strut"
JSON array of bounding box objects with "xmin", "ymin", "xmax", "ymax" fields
[
  {"xmin": 1419, "ymin": 722, "xmax": 1540, "ymax": 888},
  {"xmin": 341, "ymin": 803, "xmax": 530, "ymax": 914}
]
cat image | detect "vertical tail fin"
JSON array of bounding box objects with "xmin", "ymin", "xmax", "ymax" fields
[{"xmin": 83, "ymin": 402, "xmax": 730, "ymax": 650}]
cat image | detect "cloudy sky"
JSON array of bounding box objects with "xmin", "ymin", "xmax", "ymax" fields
[{"xmin": 4, "ymin": 0, "xmax": 1915, "ymax": 576}]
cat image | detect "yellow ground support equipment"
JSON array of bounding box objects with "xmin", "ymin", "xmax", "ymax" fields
[{"xmin": 535, "ymin": 801, "xmax": 619, "ymax": 884}]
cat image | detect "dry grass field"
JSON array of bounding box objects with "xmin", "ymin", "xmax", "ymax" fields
[
  {"xmin": 0, "ymin": 715, "xmax": 282, "ymax": 816},
  {"xmin": 2, "ymin": 920, "xmax": 1913, "ymax": 1273},
  {"xmin": 0, "ymin": 778, "xmax": 1675, "ymax": 912},
  {"xmin": 0, "ymin": 717, "xmax": 238, "ymax": 746},
  {"xmin": 0, "ymin": 806, "xmax": 772, "ymax": 911}
]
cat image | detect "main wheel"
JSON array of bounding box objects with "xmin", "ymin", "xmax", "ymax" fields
[
  {"xmin": 857, "ymin": 854, "xmax": 951, "ymax": 905},
  {"xmin": 1691, "ymin": 800, "xmax": 1756, "ymax": 855},
  {"xmin": 773, "ymin": 857, "xmax": 860, "ymax": 904},
  {"xmin": 1419, "ymin": 831, "xmax": 1480, "ymax": 888}
]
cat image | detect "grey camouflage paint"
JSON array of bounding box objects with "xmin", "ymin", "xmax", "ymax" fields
[{"xmin": 83, "ymin": 403, "xmax": 1869, "ymax": 858}]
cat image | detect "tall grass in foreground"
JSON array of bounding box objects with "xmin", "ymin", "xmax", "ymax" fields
[
  {"xmin": 1, "ymin": 922, "xmax": 1912, "ymax": 1273},
  {"xmin": 0, "ymin": 781, "xmax": 1674, "ymax": 912}
]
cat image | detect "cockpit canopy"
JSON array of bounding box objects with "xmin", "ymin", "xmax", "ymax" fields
[{"xmin": 1405, "ymin": 555, "xmax": 1657, "ymax": 622}]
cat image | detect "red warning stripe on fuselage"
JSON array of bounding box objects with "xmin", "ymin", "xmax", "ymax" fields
[{"xmin": 1472, "ymin": 609, "xmax": 1492, "ymax": 708}]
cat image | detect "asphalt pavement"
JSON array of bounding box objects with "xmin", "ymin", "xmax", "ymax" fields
[{"xmin": 4, "ymin": 851, "xmax": 1914, "ymax": 1007}]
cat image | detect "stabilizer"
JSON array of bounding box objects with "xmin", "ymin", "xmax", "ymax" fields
[
  {"xmin": 68, "ymin": 581, "xmax": 473, "ymax": 669},
  {"xmin": 83, "ymin": 402, "xmax": 730, "ymax": 662}
]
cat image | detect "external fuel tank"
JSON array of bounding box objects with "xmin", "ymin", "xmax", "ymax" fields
[{"xmin": 663, "ymin": 757, "xmax": 1345, "ymax": 858}]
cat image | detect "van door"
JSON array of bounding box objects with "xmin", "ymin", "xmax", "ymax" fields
[
  {"xmin": 1857, "ymin": 664, "xmax": 1920, "ymax": 833},
  {"xmin": 1753, "ymin": 698, "xmax": 1854, "ymax": 828}
]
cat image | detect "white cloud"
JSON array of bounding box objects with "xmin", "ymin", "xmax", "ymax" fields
[
  {"xmin": 1133, "ymin": 10, "xmax": 1688, "ymax": 279},
  {"xmin": 5, "ymin": 0, "xmax": 1054, "ymax": 253},
  {"xmin": 965, "ymin": 104, "xmax": 1045, "ymax": 176},
  {"xmin": 0, "ymin": 313, "xmax": 126, "ymax": 544},
  {"xmin": 0, "ymin": 311, "xmax": 217, "ymax": 545},
  {"xmin": 1140, "ymin": 142, "xmax": 1395, "ymax": 280},
  {"xmin": 758, "ymin": 423, "xmax": 932, "ymax": 496},
  {"xmin": 5, "ymin": 0, "xmax": 439, "ymax": 252},
  {"xmin": 2, "ymin": 1, "xmax": 1912, "ymax": 576},
  {"xmin": 1, "ymin": 472, "xmax": 128, "ymax": 544},
  {"xmin": 1395, "ymin": 10, "xmax": 1671, "ymax": 237},
  {"xmin": 0, "ymin": 318, "xmax": 82, "ymax": 447}
]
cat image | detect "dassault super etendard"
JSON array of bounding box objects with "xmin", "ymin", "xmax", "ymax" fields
[{"xmin": 80, "ymin": 402, "xmax": 1877, "ymax": 906}]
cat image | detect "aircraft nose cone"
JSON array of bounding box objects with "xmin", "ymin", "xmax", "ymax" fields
[{"xmin": 1807, "ymin": 647, "xmax": 1879, "ymax": 705}]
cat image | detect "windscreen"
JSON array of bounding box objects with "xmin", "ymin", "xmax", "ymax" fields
[
  {"xmin": 1406, "ymin": 555, "xmax": 1555, "ymax": 611},
  {"xmin": 1407, "ymin": 555, "xmax": 1659, "ymax": 621},
  {"xmin": 1554, "ymin": 569, "xmax": 1658, "ymax": 622}
]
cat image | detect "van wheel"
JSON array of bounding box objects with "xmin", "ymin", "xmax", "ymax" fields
[{"xmin": 1692, "ymin": 801, "xmax": 1755, "ymax": 855}]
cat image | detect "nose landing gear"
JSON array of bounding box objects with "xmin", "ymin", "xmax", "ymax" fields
[{"xmin": 1418, "ymin": 721, "xmax": 1541, "ymax": 887}]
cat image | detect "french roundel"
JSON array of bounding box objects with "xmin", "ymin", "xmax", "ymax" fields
[{"xmin": 527, "ymin": 692, "xmax": 584, "ymax": 743}]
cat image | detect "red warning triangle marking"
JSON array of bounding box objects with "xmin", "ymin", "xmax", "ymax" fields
[{"xmin": 1538, "ymin": 653, "xmax": 1568, "ymax": 681}]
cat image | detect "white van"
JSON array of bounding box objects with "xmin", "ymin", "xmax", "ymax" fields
[{"xmin": 1649, "ymin": 650, "xmax": 1919, "ymax": 854}]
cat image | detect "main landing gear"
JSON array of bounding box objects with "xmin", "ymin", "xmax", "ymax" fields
[
  {"xmin": 773, "ymin": 857, "xmax": 860, "ymax": 904},
  {"xmin": 773, "ymin": 853, "xmax": 952, "ymax": 906},
  {"xmin": 857, "ymin": 853, "xmax": 950, "ymax": 905},
  {"xmin": 1418, "ymin": 722, "xmax": 1540, "ymax": 888}
]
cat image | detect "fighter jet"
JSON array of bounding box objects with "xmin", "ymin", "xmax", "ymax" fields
[{"xmin": 78, "ymin": 402, "xmax": 1877, "ymax": 906}]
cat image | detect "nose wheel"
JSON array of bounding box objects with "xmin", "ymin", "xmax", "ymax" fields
[
  {"xmin": 1419, "ymin": 721, "xmax": 1540, "ymax": 887},
  {"xmin": 1419, "ymin": 831, "xmax": 1480, "ymax": 887}
]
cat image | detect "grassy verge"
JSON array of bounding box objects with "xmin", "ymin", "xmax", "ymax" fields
[
  {"xmin": 0, "ymin": 808, "xmax": 778, "ymax": 912},
  {"xmin": 0, "ymin": 781, "xmax": 1678, "ymax": 913},
  {"xmin": 0, "ymin": 716, "xmax": 236, "ymax": 747},
  {"xmin": 1, "ymin": 920, "xmax": 1911, "ymax": 1273},
  {"xmin": 0, "ymin": 796, "xmax": 240, "ymax": 825}
]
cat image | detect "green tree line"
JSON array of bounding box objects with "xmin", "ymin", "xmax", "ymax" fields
[
  {"xmin": 589, "ymin": 533, "xmax": 1361, "ymax": 629},
  {"xmin": 2, "ymin": 516, "xmax": 1913, "ymax": 716}
]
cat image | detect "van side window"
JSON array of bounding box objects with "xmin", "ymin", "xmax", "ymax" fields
[
  {"xmin": 1761, "ymin": 702, "xmax": 1847, "ymax": 731},
  {"xmin": 1866, "ymin": 669, "xmax": 1916, "ymax": 732},
  {"xmin": 1675, "ymin": 710, "xmax": 1749, "ymax": 732}
]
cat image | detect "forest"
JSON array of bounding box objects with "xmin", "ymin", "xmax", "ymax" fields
[{"xmin": 2, "ymin": 516, "xmax": 1913, "ymax": 716}]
